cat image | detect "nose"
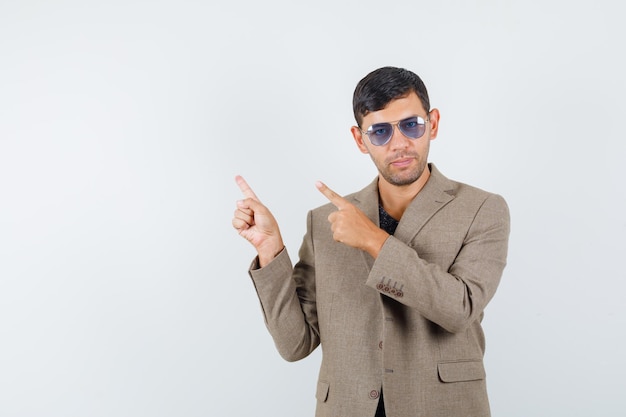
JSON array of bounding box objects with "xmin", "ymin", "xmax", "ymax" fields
[{"xmin": 388, "ymin": 124, "xmax": 411, "ymax": 149}]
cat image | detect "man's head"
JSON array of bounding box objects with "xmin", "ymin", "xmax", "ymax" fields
[
  {"xmin": 353, "ymin": 66, "xmax": 430, "ymax": 128},
  {"xmin": 350, "ymin": 67, "xmax": 439, "ymax": 189}
]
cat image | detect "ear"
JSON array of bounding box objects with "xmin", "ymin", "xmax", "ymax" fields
[
  {"xmin": 428, "ymin": 108, "xmax": 440, "ymax": 140},
  {"xmin": 350, "ymin": 126, "xmax": 370, "ymax": 154}
]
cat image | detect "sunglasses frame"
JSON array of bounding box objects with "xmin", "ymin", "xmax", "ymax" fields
[{"xmin": 361, "ymin": 115, "xmax": 429, "ymax": 146}]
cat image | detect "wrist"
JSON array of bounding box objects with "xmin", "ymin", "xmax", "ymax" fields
[
  {"xmin": 258, "ymin": 241, "xmax": 285, "ymax": 267},
  {"xmin": 364, "ymin": 229, "xmax": 389, "ymax": 259}
]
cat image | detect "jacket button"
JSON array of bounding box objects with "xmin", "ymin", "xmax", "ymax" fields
[
  {"xmin": 396, "ymin": 291, "xmax": 404, "ymax": 298},
  {"xmin": 378, "ymin": 341, "xmax": 383, "ymax": 349},
  {"xmin": 369, "ymin": 390, "xmax": 379, "ymax": 399},
  {"xmin": 376, "ymin": 283, "xmax": 384, "ymax": 290}
]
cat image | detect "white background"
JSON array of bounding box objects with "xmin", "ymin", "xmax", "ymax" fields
[{"xmin": 1, "ymin": 1, "xmax": 625, "ymax": 416}]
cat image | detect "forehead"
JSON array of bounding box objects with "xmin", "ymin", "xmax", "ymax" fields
[{"xmin": 362, "ymin": 92, "xmax": 426, "ymax": 127}]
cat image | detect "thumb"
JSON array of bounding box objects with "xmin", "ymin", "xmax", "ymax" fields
[{"xmin": 238, "ymin": 197, "xmax": 266, "ymax": 214}]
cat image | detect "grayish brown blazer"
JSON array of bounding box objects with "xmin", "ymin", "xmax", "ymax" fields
[{"xmin": 249, "ymin": 164, "xmax": 510, "ymax": 417}]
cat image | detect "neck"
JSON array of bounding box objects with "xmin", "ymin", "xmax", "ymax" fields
[{"xmin": 378, "ymin": 165, "xmax": 431, "ymax": 220}]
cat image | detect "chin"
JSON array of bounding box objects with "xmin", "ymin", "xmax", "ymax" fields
[
  {"xmin": 384, "ymin": 167, "xmax": 423, "ymax": 185},
  {"xmin": 391, "ymin": 179, "xmax": 419, "ymax": 187},
  {"xmin": 385, "ymin": 173, "xmax": 421, "ymax": 187}
]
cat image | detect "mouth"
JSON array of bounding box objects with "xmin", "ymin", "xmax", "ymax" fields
[{"xmin": 390, "ymin": 157, "xmax": 415, "ymax": 168}]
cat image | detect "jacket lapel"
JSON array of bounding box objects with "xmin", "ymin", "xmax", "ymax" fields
[
  {"xmin": 351, "ymin": 178, "xmax": 380, "ymax": 270},
  {"xmin": 394, "ymin": 164, "xmax": 455, "ymax": 244},
  {"xmin": 352, "ymin": 178, "xmax": 380, "ymax": 224}
]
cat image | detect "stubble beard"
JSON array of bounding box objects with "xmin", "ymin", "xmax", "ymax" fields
[{"xmin": 375, "ymin": 151, "xmax": 427, "ymax": 187}]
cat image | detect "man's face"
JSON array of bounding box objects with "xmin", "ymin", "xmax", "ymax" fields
[{"xmin": 351, "ymin": 92, "xmax": 439, "ymax": 187}]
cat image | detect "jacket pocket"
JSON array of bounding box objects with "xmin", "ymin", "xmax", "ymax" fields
[
  {"xmin": 316, "ymin": 380, "xmax": 330, "ymax": 402},
  {"xmin": 437, "ymin": 360, "xmax": 486, "ymax": 383}
]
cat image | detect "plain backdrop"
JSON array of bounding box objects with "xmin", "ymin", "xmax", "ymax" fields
[{"xmin": 1, "ymin": 1, "xmax": 625, "ymax": 416}]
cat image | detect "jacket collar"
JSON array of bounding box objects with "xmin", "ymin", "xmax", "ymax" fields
[{"xmin": 351, "ymin": 163, "xmax": 456, "ymax": 244}]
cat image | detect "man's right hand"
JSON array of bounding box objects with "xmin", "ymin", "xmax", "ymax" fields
[{"xmin": 232, "ymin": 175, "xmax": 284, "ymax": 267}]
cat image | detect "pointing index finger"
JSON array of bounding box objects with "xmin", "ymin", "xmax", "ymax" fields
[
  {"xmin": 316, "ymin": 181, "xmax": 348, "ymax": 209},
  {"xmin": 235, "ymin": 175, "xmax": 259, "ymax": 200}
]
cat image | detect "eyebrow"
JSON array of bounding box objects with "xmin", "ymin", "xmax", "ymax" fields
[{"xmin": 366, "ymin": 115, "xmax": 424, "ymax": 129}]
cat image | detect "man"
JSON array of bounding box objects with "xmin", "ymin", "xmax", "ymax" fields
[{"xmin": 232, "ymin": 66, "xmax": 510, "ymax": 417}]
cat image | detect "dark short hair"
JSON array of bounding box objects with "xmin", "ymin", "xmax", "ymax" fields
[{"xmin": 352, "ymin": 66, "xmax": 430, "ymax": 127}]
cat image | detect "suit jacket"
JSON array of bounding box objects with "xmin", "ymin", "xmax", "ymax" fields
[{"xmin": 249, "ymin": 164, "xmax": 510, "ymax": 417}]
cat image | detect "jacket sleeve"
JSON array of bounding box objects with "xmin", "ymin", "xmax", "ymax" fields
[
  {"xmin": 365, "ymin": 193, "xmax": 510, "ymax": 333},
  {"xmin": 248, "ymin": 210, "xmax": 319, "ymax": 362}
]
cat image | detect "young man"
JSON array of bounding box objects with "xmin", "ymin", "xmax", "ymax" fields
[{"xmin": 232, "ymin": 66, "xmax": 510, "ymax": 417}]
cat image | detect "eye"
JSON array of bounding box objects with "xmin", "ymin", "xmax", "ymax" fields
[
  {"xmin": 400, "ymin": 117, "xmax": 420, "ymax": 129},
  {"xmin": 369, "ymin": 124, "xmax": 390, "ymax": 137}
]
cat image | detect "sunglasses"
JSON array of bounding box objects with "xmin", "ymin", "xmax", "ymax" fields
[{"xmin": 361, "ymin": 115, "xmax": 428, "ymax": 146}]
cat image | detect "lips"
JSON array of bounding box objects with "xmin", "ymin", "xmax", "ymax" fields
[{"xmin": 390, "ymin": 157, "xmax": 414, "ymax": 167}]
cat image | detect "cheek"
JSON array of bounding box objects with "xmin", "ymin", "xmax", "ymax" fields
[{"xmin": 369, "ymin": 151, "xmax": 387, "ymax": 167}]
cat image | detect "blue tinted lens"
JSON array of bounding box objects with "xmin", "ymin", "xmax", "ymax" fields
[
  {"xmin": 367, "ymin": 123, "xmax": 393, "ymax": 145},
  {"xmin": 398, "ymin": 117, "xmax": 425, "ymax": 139}
]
